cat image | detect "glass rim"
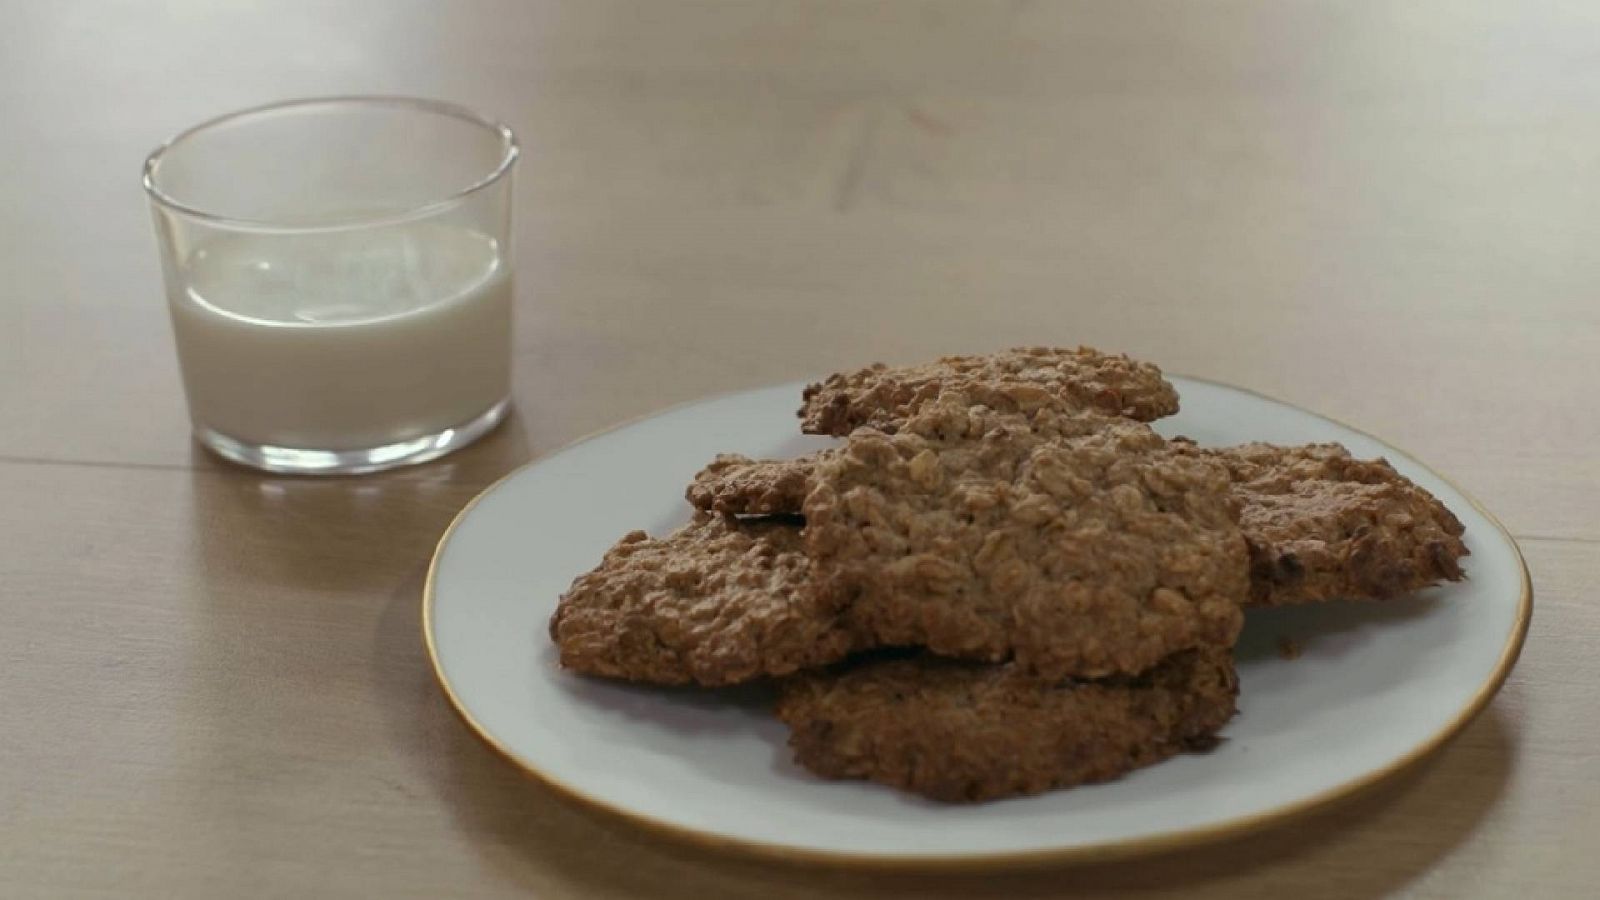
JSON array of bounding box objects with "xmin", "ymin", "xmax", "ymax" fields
[{"xmin": 142, "ymin": 95, "xmax": 519, "ymax": 231}]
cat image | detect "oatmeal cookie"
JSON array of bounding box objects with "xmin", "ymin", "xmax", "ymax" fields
[
  {"xmin": 776, "ymin": 647, "xmax": 1238, "ymax": 803},
  {"xmin": 803, "ymin": 402, "xmax": 1248, "ymax": 679},
  {"xmin": 549, "ymin": 513, "xmax": 854, "ymax": 685},
  {"xmin": 799, "ymin": 346, "xmax": 1179, "ymax": 436},
  {"xmin": 1191, "ymin": 442, "xmax": 1469, "ymax": 605}
]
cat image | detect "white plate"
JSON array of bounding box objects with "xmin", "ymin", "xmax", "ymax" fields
[{"xmin": 425, "ymin": 377, "xmax": 1529, "ymax": 867}]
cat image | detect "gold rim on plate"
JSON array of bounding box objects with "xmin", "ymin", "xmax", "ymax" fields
[{"xmin": 421, "ymin": 375, "xmax": 1533, "ymax": 870}]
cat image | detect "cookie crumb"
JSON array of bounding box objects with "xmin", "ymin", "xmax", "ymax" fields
[{"xmin": 1277, "ymin": 636, "xmax": 1303, "ymax": 660}]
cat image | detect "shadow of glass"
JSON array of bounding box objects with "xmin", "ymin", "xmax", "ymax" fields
[{"xmin": 187, "ymin": 408, "xmax": 531, "ymax": 595}]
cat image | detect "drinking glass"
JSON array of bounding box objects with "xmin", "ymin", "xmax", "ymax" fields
[{"xmin": 144, "ymin": 96, "xmax": 519, "ymax": 474}]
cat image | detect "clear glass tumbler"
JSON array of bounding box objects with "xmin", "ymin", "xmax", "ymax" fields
[{"xmin": 144, "ymin": 97, "xmax": 519, "ymax": 474}]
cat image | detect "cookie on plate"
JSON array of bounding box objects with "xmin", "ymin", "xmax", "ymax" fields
[
  {"xmin": 1190, "ymin": 442, "xmax": 1469, "ymax": 606},
  {"xmin": 799, "ymin": 346, "xmax": 1179, "ymax": 436},
  {"xmin": 803, "ymin": 401, "xmax": 1248, "ymax": 679},
  {"xmin": 549, "ymin": 513, "xmax": 854, "ymax": 686},
  {"xmin": 776, "ymin": 646, "xmax": 1238, "ymax": 803}
]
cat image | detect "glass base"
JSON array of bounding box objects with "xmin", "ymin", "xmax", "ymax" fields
[{"xmin": 194, "ymin": 398, "xmax": 510, "ymax": 475}]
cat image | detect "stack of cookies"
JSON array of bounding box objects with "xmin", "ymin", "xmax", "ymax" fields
[{"xmin": 549, "ymin": 348, "xmax": 1469, "ymax": 802}]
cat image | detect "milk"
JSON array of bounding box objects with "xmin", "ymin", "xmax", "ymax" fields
[{"xmin": 168, "ymin": 222, "xmax": 512, "ymax": 451}]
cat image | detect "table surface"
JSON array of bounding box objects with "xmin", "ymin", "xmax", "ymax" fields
[{"xmin": 3, "ymin": 2, "xmax": 1595, "ymax": 897}]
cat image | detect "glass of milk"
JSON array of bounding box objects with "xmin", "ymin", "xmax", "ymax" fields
[{"xmin": 144, "ymin": 97, "xmax": 518, "ymax": 474}]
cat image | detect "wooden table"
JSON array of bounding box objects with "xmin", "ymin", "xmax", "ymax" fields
[{"xmin": 3, "ymin": 2, "xmax": 1594, "ymax": 896}]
